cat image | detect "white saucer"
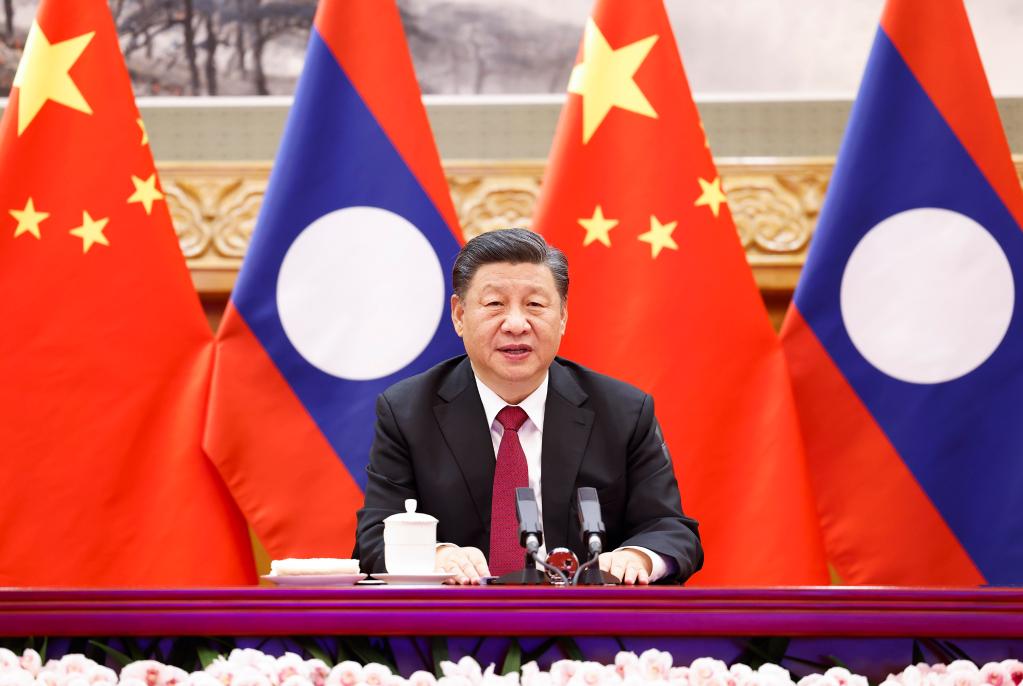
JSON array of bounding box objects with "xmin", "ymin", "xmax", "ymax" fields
[
  {"xmin": 261, "ymin": 573, "xmax": 365, "ymax": 587},
  {"xmin": 371, "ymin": 572, "xmax": 453, "ymax": 585}
]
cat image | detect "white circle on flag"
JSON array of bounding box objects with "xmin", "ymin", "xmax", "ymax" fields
[
  {"xmin": 276, "ymin": 206, "xmax": 446, "ymax": 380},
  {"xmin": 840, "ymin": 207, "xmax": 1014, "ymax": 384}
]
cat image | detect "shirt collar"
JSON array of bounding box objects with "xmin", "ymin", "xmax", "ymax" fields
[{"xmin": 474, "ymin": 372, "xmax": 549, "ymax": 432}]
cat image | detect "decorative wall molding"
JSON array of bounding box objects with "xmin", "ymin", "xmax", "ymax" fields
[
  {"xmin": 163, "ymin": 158, "xmax": 837, "ymax": 296},
  {"xmin": 161, "ymin": 163, "xmax": 272, "ymax": 294}
]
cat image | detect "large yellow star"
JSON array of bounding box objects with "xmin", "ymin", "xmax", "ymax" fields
[
  {"xmin": 637, "ymin": 215, "xmax": 679, "ymax": 259},
  {"xmin": 10, "ymin": 197, "xmax": 49, "ymax": 239},
  {"xmin": 128, "ymin": 173, "xmax": 165, "ymax": 215},
  {"xmin": 578, "ymin": 205, "xmax": 618, "ymax": 247},
  {"xmin": 12, "ymin": 21, "xmax": 95, "ymax": 136},
  {"xmin": 694, "ymin": 176, "xmax": 728, "ymax": 218},
  {"xmin": 69, "ymin": 211, "xmax": 109, "ymax": 253},
  {"xmin": 567, "ymin": 18, "xmax": 658, "ymax": 144}
]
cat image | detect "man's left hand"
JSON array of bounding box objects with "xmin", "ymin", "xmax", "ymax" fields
[{"xmin": 598, "ymin": 549, "xmax": 652, "ymax": 585}]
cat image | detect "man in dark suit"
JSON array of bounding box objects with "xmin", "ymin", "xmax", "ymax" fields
[{"xmin": 355, "ymin": 228, "xmax": 702, "ymax": 584}]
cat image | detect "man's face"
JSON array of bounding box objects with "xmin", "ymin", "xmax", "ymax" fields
[{"xmin": 451, "ymin": 261, "xmax": 567, "ymax": 403}]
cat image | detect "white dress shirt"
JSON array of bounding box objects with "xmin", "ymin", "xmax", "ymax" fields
[{"xmin": 471, "ymin": 373, "xmax": 671, "ymax": 582}]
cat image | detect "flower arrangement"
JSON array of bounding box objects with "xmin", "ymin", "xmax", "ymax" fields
[{"xmin": 1, "ymin": 647, "xmax": 1022, "ymax": 686}]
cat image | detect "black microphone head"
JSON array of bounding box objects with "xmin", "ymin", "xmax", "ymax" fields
[
  {"xmin": 576, "ymin": 487, "xmax": 606, "ymax": 549},
  {"xmin": 577, "ymin": 487, "xmax": 598, "ymax": 507},
  {"xmin": 515, "ymin": 487, "xmax": 543, "ymax": 548}
]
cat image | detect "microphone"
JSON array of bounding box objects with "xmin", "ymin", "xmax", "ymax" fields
[
  {"xmin": 491, "ymin": 487, "xmax": 563, "ymax": 585},
  {"xmin": 515, "ymin": 487, "xmax": 543, "ymax": 555},
  {"xmin": 576, "ymin": 487, "xmax": 605, "ymax": 557},
  {"xmin": 572, "ymin": 487, "xmax": 618, "ymax": 585}
]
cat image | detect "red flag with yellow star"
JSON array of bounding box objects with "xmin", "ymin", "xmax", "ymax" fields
[
  {"xmin": 0, "ymin": 0, "xmax": 255, "ymax": 586},
  {"xmin": 532, "ymin": 0, "xmax": 827, "ymax": 584}
]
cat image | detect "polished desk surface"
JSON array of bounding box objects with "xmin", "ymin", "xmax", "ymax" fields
[{"xmin": 2, "ymin": 587, "xmax": 1023, "ymax": 637}]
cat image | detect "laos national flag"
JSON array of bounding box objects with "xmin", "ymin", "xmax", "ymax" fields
[
  {"xmin": 205, "ymin": 0, "xmax": 463, "ymax": 559},
  {"xmin": 781, "ymin": 0, "xmax": 1023, "ymax": 585}
]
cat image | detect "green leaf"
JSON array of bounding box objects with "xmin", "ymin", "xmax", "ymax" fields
[
  {"xmin": 501, "ymin": 639, "xmax": 522, "ymax": 676},
  {"xmin": 166, "ymin": 637, "xmax": 200, "ymax": 669},
  {"xmin": 340, "ymin": 638, "xmax": 396, "ymax": 673},
  {"xmin": 204, "ymin": 637, "xmax": 237, "ymax": 660},
  {"xmin": 120, "ymin": 637, "xmax": 148, "ymax": 662},
  {"xmin": 557, "ymin": 638, "xmax": 583, "ymax": 662},
  {"xmin": 296, "ymin": 638, "xmax": 332, "ymax": 666},
  {"xmin": 336, "ymin": 641, "xmax": 354, "ymax": 664},
  {"xmin": 431, "ymin": 637, "xmax": 450, "ymax": 678},
  {"xmin": 197, "ymin": 646, "xmax": 221, "ymax": 669},
  {"xmin": 88, "ymin": 640, "xmax": 133, "ymax": 668},
  {"xmin": 734, "ymin": 637, "xmax": 793, "ymax": 670},
  {"xmin": 825, "ymin": 655, "xmax": 850, "ymax": 670}
]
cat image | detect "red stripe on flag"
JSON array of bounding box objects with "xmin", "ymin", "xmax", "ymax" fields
[
  {"xmin": 205, "ymin": 304, "xmax": 363, "ymax": 559},
  {"xmin": 880, "ymin": 0, "xmax": 1023, "ymax": 232},
  {"xmin": 312, "ymin": 0, "xmax": 461, "ymax": 242},
  {"xmin": 782, "ymin": 308, "xmax": 985, "ymax": 585}
]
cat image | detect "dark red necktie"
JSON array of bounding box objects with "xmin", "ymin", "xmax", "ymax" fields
[{"xmin": 489, "ymin": 405, "xmax": 530, "ymax": 576}]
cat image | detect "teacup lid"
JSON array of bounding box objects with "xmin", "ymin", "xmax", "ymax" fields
[{"xmin": 383, "ymin": 499, "xmax": 438, "ymax": 525}]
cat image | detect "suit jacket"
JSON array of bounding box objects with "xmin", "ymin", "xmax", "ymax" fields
[{"xmin": 354, "ymin": 355, "xmax": 704, "ymax": 583}]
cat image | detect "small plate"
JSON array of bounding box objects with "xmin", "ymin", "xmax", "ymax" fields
[
  {"xmin": 371, "ymin": 572, "xmax": 453, "ymax": 585},
  {"xmin": 261, "ymin": 573, "xmax": 365, "ymax": 587}
]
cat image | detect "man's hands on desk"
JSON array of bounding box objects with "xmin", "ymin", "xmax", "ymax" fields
[
  {"xmin": 434, "ymin": 545, "xmax": 652, "ymax": 585},
  {"xmin": 435, "ymin": 545, "xmax": 490, "ymax": 584},
  {"xmin": 597, "ymin": 549, "xmax": 652, "ymax": 585}
]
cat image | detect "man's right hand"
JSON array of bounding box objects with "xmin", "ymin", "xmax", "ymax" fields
[{"xmin": 436, "ymin": 545, "xmax": 490, "ymax": 585}]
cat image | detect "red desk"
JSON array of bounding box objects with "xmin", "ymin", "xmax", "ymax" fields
[{"xmin": 2, "ymin": 587, "xmax": 1022, "ymax": 637}]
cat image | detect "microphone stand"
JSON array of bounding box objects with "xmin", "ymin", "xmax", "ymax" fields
[
  {"xmin": 491, "ymin": 534, "xmax": 568, "ymax": 585},
  {"xmin": 573, "ymin": 558, "xmax": 619, "ymax": 584},
  {"xmin": 492, "ymin": 535, "xmax": 546, "ymax": 585},
  {"xmin": 572, "ymin": 489, "xmax": 621, "ymax": 585},
  {"xmin": 491, "ymin": 489, "xmax": 568, "ymax": 585}
]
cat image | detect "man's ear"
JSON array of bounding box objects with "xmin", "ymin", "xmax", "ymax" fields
[
  {"xmin": 451, "ymin": 294, "xmax": 464, "ymax": 338},
  {"xmin": 560, "ymin": 301, "xmax": 568, "ymax": 336}
]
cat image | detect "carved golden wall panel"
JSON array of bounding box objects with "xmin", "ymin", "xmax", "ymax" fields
[
  {"xmin": 162, "ymin": 158, "xmax": 840, "ymax": 297},
  {"xmin": 161, "ymin": 163, "xmax": 272, "ymax": 294}
]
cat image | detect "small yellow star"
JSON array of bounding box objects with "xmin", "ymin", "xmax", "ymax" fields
[
  {"xmin": 10, "ymin": 197, "xmax": 49, "ymax": 239},
  {"xmin": 568, "ymin": 18, "xmax": 658, "ymax": 144},
  {"xmin": 578, "ymin": 205, "xmax": 618, "ymax": 247},
  {"xmin": 69, "ymin": 211, "xmax": 109, "ymax": 253},
  {"xmin": 694, "ymin": 176, "xmax": 728, "ymax": 218},
  {"xmin": 127, "ymin": 173, "xmax": 164, "ymax": 215},
  {"xmin": 12, "ymin": 21, "xmax": 94, "ymax": 136},
  {"xmin": 137, "ymin": 118, "xmax": 148, "ymax": 146},
  {"xmin": 637, "ymin": 215, "xmax": 679, "ymax": 259}
]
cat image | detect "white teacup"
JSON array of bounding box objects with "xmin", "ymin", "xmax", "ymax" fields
[{"xmin": 383, "ymin": 499, "xmax": 438, "ymax": 574}]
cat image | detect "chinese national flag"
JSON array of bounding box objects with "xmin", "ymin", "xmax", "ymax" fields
[
  {"xmin": 532, "ymin": 0, "xmax": 827, "ymax": 584},
  {"xmin": 0, "ymin": 0, "xmax": 254, "ymax": 585}
]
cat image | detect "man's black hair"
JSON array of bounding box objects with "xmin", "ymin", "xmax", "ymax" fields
[{"xmin": 451, "ymin": 228, "xmax": 569, "ymax": 303}]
